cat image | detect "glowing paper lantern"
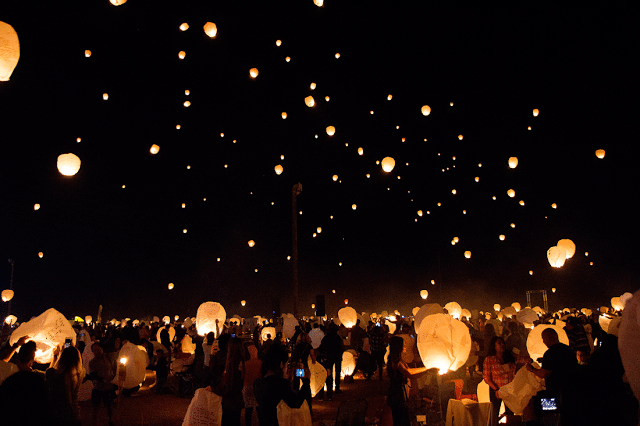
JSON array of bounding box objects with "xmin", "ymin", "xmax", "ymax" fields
[
  {"xmin": 358, "ymin": 147, "xmax": 363, "ymax": 155},
  {"xmin": 595, "ymin": 149, "xmax": 605, "ymax": 159},
  {"xmin": 494, "ymin": 304, "xmax": 501, "ymax": 312},
  {"xmin": 464, "ymin": 251, "xmax": 471, "ymax": 259},
  {"xmin": 168, "ymin": 283, "xmax": 174, "ymax": 290},
  {"xmin": 85, "ymin": 315, "xmax": 92, "ymax": 325},
  {"xmin": 444, "ymin": 302, "xmax": 462, "ymax": 319},
  {"xmin": 261, "ymin": 327, "xmax": 276, "ymax": 342},
  {"xmin": 338, "ymin": 307, "xmax": 358, "ymax": 328},
  {"xmin": 507, "ymin": 189, "xmax": 515, "ymax": 198},
  {"xmin": 611, "ymin": 297, "xmax": 623, "ymax": 311},
  {"xmin": 421, "ymin": 105, "xmax": 431, "ymax": 116},
  {"xmin": 308, "ymin": 355, "xmax": 327, "ymax": 397},
  {"xmin": 281, "ymin": 112, "xmax": 287, "ymax": 119},
  {"xmin": 162, "ymin": 316, "xmax": 171, "ymax": 325},
  {"xmin": 283, "ymin": 314, "xmax": 297, "ymax": 339},
  {"xmin": 416, "ymin": 314, "xmax": 471, "ymax": 374},
  {"xmin": 533, "ymin": 109, "xmax": 539, "ymax": 117},
  {"xmin": 57, "ymin": 153, "xmax": 81, "ymax": 176},
  {"xmin": 34, "ymin": 204, "xmax": 40, "ymax": 210},
  {"xmin": 547, "ymin": 246, "xmax": 567, "ymax": 268},
  {"xmin": 305, "ymin": 96, "xmax": 315, "ymax": 107},
  {"xmin": 203, "ymin": 22, "xmax": 218, "ymax": 38},
  {"xmin": 413, "ymin": 303, "xmax": 443, "ymax": 330},
  {"xmin": 552, "ymin": 288, "xmax": 557, "ymax": 293},
  {"xmin": 195, "ymin": 302, "xmax": 226, "ymax": 337},
  {"xmin": 103, "ymin": 93, "xmax": 109, "ymax": 100},
  {"xmin": 502, "ymin": 306, "xmax": 517, "ymax": 318},
  {"xmin": 150, "ymin": 144, "xmax": 160, "ymax": 154},
  {"xmin": 110, "ymin": 0, "xmax": 127, "ymax": 5},
  {"xmin": 84, "ymin": 50, "xmax": 91, "ymax": 58},
  {"xmin": 249, "ymin": 68, "xmax": 259, "ymax": 78},
  {"xmin": 248, "ymin": 240, "xmax": 255, "ymax": 247},
  {"xmin": 526, "ymin": 324, "xmax": 569, "ymax": 362},
  {"xmin": 179, "ymin": 23, "xmax": 189, "ymax": 31},
  {"xmin": 2, "ymin": 289, "xmax": 14, "ymax": 302},
  {"xmin": 5, "ymin": 315, "xmax": 17, "ymax": 325},
  {"xmin": 557, "ymin": 239, "xmax": 576, "ymax": 259},
  {"xmin": 351, "ymin": 204, "xmax": 357, "ymax": 210},
  {"xmin": 508, "ymin": 157, "xmax": 518, "ymax": 168},
  {"xmin": 326, "ymin": 126, "xmax": 335, "ymax": 136},
  {"xmin": 620, "ymin": 292, "xmax": 633, "ymax": 309},
  {"xmin": 0, "ymin": 22, "xmax": 20, "ymax": 81},
  {"xmin": 511, "ymin": 302, "xmax": 521, "ymax": 312},
  {"xmin": 381, "ymin": 157, "xmax": 395, "ymax": 172},
  {"xmin": 461, "ymin": 309, "xmax": 471, "ymax": 320},
  {"xmin": 274, "ymin": 165, "xmax": 283, "ymax": 175},
  {"xmin": 499, "ymin": 235, "xmax": 505, "ymax": 241},
  {"xmin": 178, "ymin": 51, "xmax": 186, "ymax": 59},
  {"xmin": 9, "ymin": 308, "xmax": 76, "ymax": 364},
  {"xmin": 118, "ymin": 342, "xmax": 149, "ymax": 388},
  {"xmin": 241, "ymin": 300, "xmax": 246, "ymax": 306},
  {"xmin": 420, "ymin": 290, "xmax": 428, "ymax": 300},
  {"xmin": 516, "ymin": 308, "xmax": 538, "ymax": 326}
]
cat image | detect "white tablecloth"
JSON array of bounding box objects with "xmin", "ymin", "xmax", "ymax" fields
[{"xmin": 445, "ymin": 399, "xmax": 495, "ymax": 426}]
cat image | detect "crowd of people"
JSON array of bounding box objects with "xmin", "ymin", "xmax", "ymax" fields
[{"xmin": 0, "ymin": 306, "xmax": 638, "ymax": 426}]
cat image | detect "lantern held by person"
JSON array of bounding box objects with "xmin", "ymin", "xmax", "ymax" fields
[
  {"xmin": 338, "ymin": 307, "xmax": 358, "ymax": 328},
  {"xmin": 416, "ymin": 313, "xmax": 471, "ymax": 374},
  {"xmin": 196, "ymin": 301, "xmax": 226, "ymax": 337},
  {"xmin": 9, "ymin": 308, "xmax": 76, "ymax": 364}
]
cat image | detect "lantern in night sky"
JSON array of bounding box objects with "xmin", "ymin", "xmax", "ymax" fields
[
  {"xmin": 305, "ymin": 96, "xmax": 315, "ymax": 107},
  {"xmin": 595, "ymin": 149, "xmax": 605, "ymax": 159},
  {"xmin": 494, "ymin": 304, "xmax": 501, "ymax": 312},
  {"xmin": 421, "ymin": 105, "xmax": 431, "ymax": 116},
  {"xmin": 351, "ymin": 204, "xmax": 357, "ymax": 210},
  {"xmin": 511, "ymin": 302, "xmax": 521, "ymax": 312},
  {"xmin": 508, "ymin": 157, "xmax": 518, "ymax": 168},
  {"xmin": 444, "ymin": 302, "xmax": 462, "ymax": 319},
  {"xmin": 248, "ymin": 240, "xmax": 255, "ymax": 247},
  {"xmin": 326, "ymin": 126, "xmax": 335, "ymax": 136},
  {"xmin": 240, "ymin": 300, "xmax": 246, "ymax": 306},
  {"xmin": 196, "ymin": 301, "xmax": 226, "ymax": 337},
  {"xmin": 552, "ymin": 203, "xmax": 557, "ymax": 209},
  {"xmin": 358, "ymin": 147, "xmax": 363, "ymax": 155},
  {"xmin": 381, "ymin": 157, "xmax": 395, "ymax": 172},
  {"xmin": 150, "ymin": 144, "xmax": 160, "ymax": 154},
  {"xmin": 109, "ymin": 0, "xmax": 127, "ymax": 5},
  {"xmin": 507, "ymin": 189, "xmax": 515, "ymax": 198},
  {"xmin": 281, "ymin": 112, "xmax": 287, "ymax": 119},
  {"xmin": 57, "ymin": 153, "xmax": 81, "ymax": 176},
  {"xmin": 464, "ymin": 251, "xmax": 471, "ymax": 259},
  {"xmin": 103, "ymin": 93, "xmax": 109, "ymax": 100},
  {"xmin": 84, "ymin": 50, "xmax": 91, "ymax": 57},
  {"xmin": 458, "ymin": 135, "xmax": 463, "ymax": 140},
  {"xmin": 557, "ymin": 239, "xmax": 576, "ymax": 259},
  {"xmin": 250, "ymin": 68, "xmax": 259, "ymax": 78},
  {"xmin": 420, "ymin": 290, "xmax": 428, "ymax": 299},
  {"xmin": 499, "ymin": 235, "xmax": 505, "ymax": 241},
  {"xmin": 547, "ymin": 246, "xmax": 567, "ymax": 268},
  {"xmin": 314, "ymin": 0, "xmax": 324, "ymax": 6},
  {"xmin": 344, "ymin": 299, "xmax": 349, "ymax": 305},
  {"xmin": 533, "ymin": 109, "xmax": 539, "ymax": 117},
  {"xmin": 180, "ymin": 23, "xmax": 189, "ymax": 31},
  {"xmin": 34, "ymin": 204, "xmax": 40, "ymax": 210},
  {"xmin": 168, "ymin": 283, "xmax": 174, "ymax": 290},
  {"xmin": 310, "ymin": 82, "xmax": 316, "ymax": 89},
  {"xmin": 178, "ymin": 51, "xmax": 186, "ymax": 59},
  {"xmin": 416, "ymin": 313, "xmax": 471, "ymax": 374},
  {"xmin": 274, "ymin": 165, "xmax": 283, "ymax": 175},
  {"xmin": 203, "ymin": 22, "xmax": 217, "ymax": 38},
  {"xmin": 1, "ymin": 289, "xmax": 14, "ymax": 302}
]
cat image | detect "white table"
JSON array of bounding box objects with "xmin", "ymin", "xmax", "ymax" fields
[{"xmin": 445, "ymin": 399, "xmax": 495, "ymax": 426}]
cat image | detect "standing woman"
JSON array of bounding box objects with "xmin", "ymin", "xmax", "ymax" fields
[
  {"xmin": 387, "ymin": 336, "xmax": 429, "ymax": 426},
  {"xmin": 47, "ymin": 345, "xmax": 85, "ymax": 426},
  {"xmin": 482, "ymin": 336, "xmax": 516, "ymax": 422},
  {"xmin": 219, "ymin": 337, "xmax": 245, "ymax": 426}
]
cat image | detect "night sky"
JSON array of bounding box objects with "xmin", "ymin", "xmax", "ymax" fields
[{"xmin": 1, "ymin": 1, "xmax": 637, "ymax": 323}]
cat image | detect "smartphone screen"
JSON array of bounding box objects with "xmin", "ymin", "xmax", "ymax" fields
[{"xmin": 64, "ymin": 338, "xmax": 72, "ymax": 349}]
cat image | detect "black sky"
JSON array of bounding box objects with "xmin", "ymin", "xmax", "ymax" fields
[{"xmin": 1, "ymin": 1, "xmax": 637, "ymax": 322}]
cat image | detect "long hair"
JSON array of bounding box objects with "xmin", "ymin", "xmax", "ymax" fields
[
  {"xmin": 54, "ymin": 346, "xmax": 85, "ymax": 405},
  {"xmin": 486, "ymin": 336, "xmax": 515, "ymax": 364},
  {"xmin": 387, "ymin": 336, "xmax": 404, "ymax": 372},
  {"xmin": 221, "ymin": 337, "xmax": 245, "ymax": 395}
]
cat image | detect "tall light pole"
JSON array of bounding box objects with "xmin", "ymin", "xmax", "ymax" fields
[
  {"xmin": 292, "ymin": 183, "xmax": 302, "ymax": 318},
  {"xmin": 7, "ymin": 259, "xmax": 14, "ymax": 316}
]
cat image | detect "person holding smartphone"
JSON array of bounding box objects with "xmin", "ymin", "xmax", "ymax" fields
[{"xmin": 290, "ymin": 332, "xmax": 315, "ymax": 409}]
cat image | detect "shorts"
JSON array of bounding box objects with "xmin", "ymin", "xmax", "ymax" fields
[{"xmin": 91, "ymin": 388, "xmax": 116, "ymax": 407}]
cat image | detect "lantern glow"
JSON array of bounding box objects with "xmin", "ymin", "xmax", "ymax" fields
[
  {"xmin": 203, "ymin": 22, "xmax": 217, "ymax": 38},
  {"xmin": 381, "ymin": 157, "xmax": 395, "ymax": 172},
  {"xmin": 57, "ymin": 153, "xmax": 81, "ymax": 176}
]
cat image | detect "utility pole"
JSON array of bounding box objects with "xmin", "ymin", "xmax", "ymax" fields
[{"xmin": 292, "ymin": 183, "xmax": 302, "ymax": 318}]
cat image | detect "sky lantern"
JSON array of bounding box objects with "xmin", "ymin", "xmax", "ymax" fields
[
  {"xmin": 421, "ymin": 105, "xmax": 431, "ymax": 116},
  {"xmin": 351, "ymin": 204, "xmax": 357, "ymax": 210},
  {"xmin": 10, "ymin": 308, "xmax": 76, "ymax": 364},
  {"xmin": 420, "ymin": 290, "xmax": 428, "ymax": 299},
  {"xmin": 5, "ymin": 315, "xmax": 17, "ymax": 325},
  {"xmin": 150, "ymin": 144, "xmax": 160, "ymax": 154},
  {"xmin": 494, "ymin": 304, "xmax": 501, "ymax": 312},
  {"xmin": 332, "ymin": 175, "xmax": 338, "ymax": 181},
  {"xmin": 344, "ymin": 298, "xmax": 349, "ymax": 305},
  {"xmin": 551, "ymin": 203, "xmax": 557, "ymax": 209},
  {"xmin": 341, "ymin": 351, "xmax": 357, "ymax": 377},
  {"xmin": 310, "ymin": 82, "xmax": 316, "ymax": 89},
  {"xmin": 338, "ymin": 307, "xmax": 357, "ymax": 327},
  {"xmin": 464, "ymin": 251, "xmax": 471, "ymax": 259},
  {"xmin": 511, "ymin": 302, "xmax": 521, "ymax": 312},
  {"xmin": 274, "ymin": 165, "xmax": 283, "ymax": 175},
  {"xmin": 444, "ymin": 302, "xmax": 462, "ymax": 319},
  {"xmin": 547, "ymin": 246, "xmax": 567, "ymax": 267},
  {"xmin": 38, "ymin": 252, "xmax": 43, "ymax": 258},
  {"xmin": 103, "ymin": 93, "xmax": 109, "ymax": 100},
  {"xmin": 335, "ymin": 53, "xmax": 340, "ymax": 59},
  {"xmin": 305, "ymin": 96, "xmax": 315, "ymax": 107},
  {"xmin": 183, "ymin": 101, "xmax": 191, "ymax": 107},
  {"xmin": 611, "ymin": 297, "xmax": 623, "ymax": 311},
  {"xmin": 1, "ymin": 289, "xmax": 14, "ymax": 302},
  {"xmin": 595, "ymin": 149, "xmax": 605, "ymax": 159},
  {"xmin": 314, "ymin": 0, "xmax": 324, "ymax": 6},
  {"xmin": 281, "ymin": 112, "xmax": 287, "ymax": 119},
  {"xmin": 203, "ymin": 22, "xmax": 217, "ymax": 38},
  {"xmin": 417, "ymin": 210, "xmax": 423, "ymax": 217},
  {"xmin": 508, "ymin": 157, "xmax": 518, "ymax": 168},
  {"xmin": 533, "ymin": 109, "xmax": 539, "ymax": 117},
  {"xmin": 527, "ymin": 324, "xmax": 569, "ymax": 362},
  {"xmin": 168, "ymin": 283, "xmax": 174, "ymax": 290},
  {"xmin": 34, "ymin": 204, "xmax": 40, "ymax": 210},
  {"xmin": 180, "ymin": 23, "xmax": 189, "ymax": 31},
  {"xmin": 57, "ymin": 153, "xmax": 81, "ymax": 176},
  {"xmin": 458, "ymin": 135, "xmax": 463, "ymax": 140},
  {"xmin": 507, "ymin": 189, "xmax": 515, "ymax": 198},
  {"xmin": 416, "ymin": 313, "xmax": 471, "ymax": 374},
  {"xmin": 358, "ymin": 147, "xmax": 363, "ymax": 155},
  {"xmin": 84, "ymin": 50, "xmax": 91, "ymax": 57},
  {"xmin": 326, "ymin": 126, "xmax": 335, "ymax": 136},
  {"xmin": 248, "ymin": 240, "xmax": 255, "ymax": 247},
  {"xmin": 178, "ymin": 51, "xmax": 186, "ymax": 59},
  {"xmin": 381, "ymin": 157, "xmax": 395, "ymax": 172},
  {"xmin": 109, "ymin": 0, "xmax": 127, "ymax": 5},
  {"xmin": 249, "ymin": 68, "xmax": 259, "ymax": 78},
  {"xmin": 499, "ymin": 235, "xmax": 505, "ymax": 241},
  {"xmin": 557, "ymin": 239, "xmax": 576, "ymax": 259},
  {"xmin": 196, "ymin": 301, "xmax": 226, "ymax": 337}
]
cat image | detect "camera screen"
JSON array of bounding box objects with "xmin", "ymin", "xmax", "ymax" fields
[
  {"xmin": 296, "ymin": 368, "xmax": 304, "ymax": 377},
  {"xmin": 541, "ymin": 398, "xmax": 557, "ymax": 411}
]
